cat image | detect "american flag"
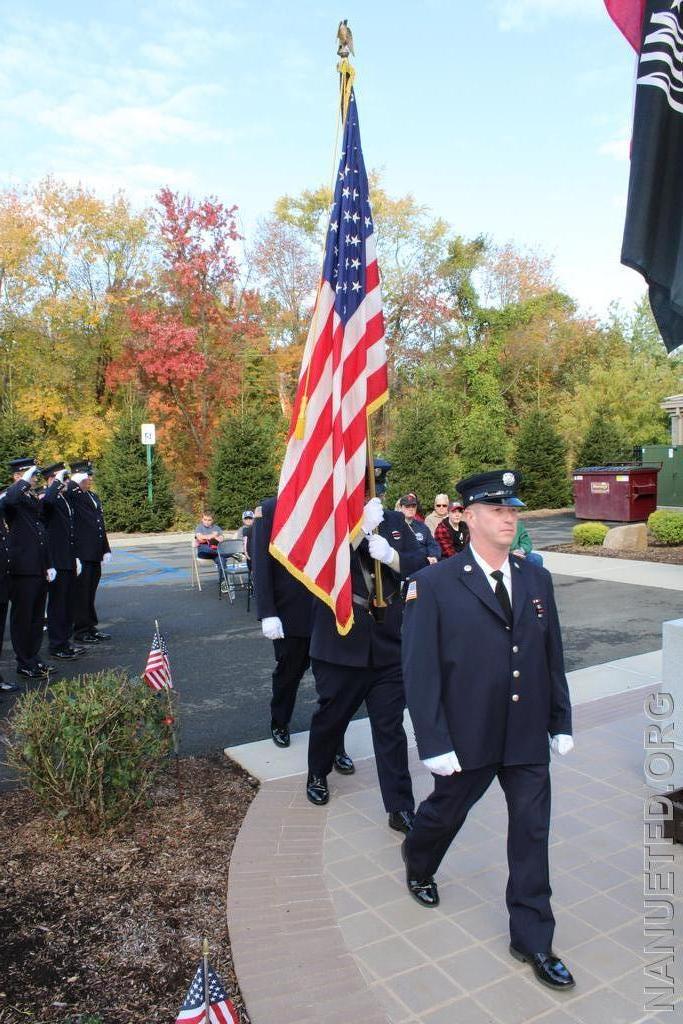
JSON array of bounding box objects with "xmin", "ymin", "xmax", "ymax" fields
[
  {"xmin": 175, "ymin": 961, "xmax": 238, "ymax": 1024},
  {"xmin": 269, "ymin": 88, "xmax": 387, "ymax": 635},
  {"xmin": 142, "ymin": 629, "xmax": 173, "ymax": 691}
]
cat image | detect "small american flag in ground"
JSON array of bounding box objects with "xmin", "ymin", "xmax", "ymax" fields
[
  {"xmin": 142, "ymin": 630, "xmax": 173, "ymax": 691},
  {"xmin": 175, "ymin": 961, "xmax": 238, "ymax": 1024},
  {"xmin": 269, "ymin": 87, "xmax": 387, "ymax": 635}
]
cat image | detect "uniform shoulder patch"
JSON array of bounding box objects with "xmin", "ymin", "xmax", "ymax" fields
[{"xmin": 405, "ymin": 579, "xmax": 418, "ymax": 601}]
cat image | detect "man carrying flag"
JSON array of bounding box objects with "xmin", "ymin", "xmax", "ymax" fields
[
  {"xmin": 606, "ymin": 0, "xmax": 683, "ymax": 352},
  {"xmin": 268, "ymin": 72, "xmax": 428, "ymax": 825}
]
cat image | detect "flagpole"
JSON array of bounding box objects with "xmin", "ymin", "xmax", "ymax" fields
[
  {"xmin": 335, "ymin": 26, "xmax": 387, "ymax": 615},
  {"xmin": 202, "ymin": 937, "xmax": 211, "ymax": 1023},
  {"xmin": 155, "ymin": 617, "xmax": 184, "ymax": 806}
]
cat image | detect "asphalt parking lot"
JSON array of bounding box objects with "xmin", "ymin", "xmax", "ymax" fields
[{"xmin": 0, "ymin": 515, "xmax": 677, "ymax": 768}]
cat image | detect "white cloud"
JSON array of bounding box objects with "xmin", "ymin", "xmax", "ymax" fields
[{"xmin": 493, "ymin": 0, "xmax": 601, "ymax": 32}]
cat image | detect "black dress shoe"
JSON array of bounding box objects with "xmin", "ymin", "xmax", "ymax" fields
[
  {"xmin": 0, "ymin": 680, "xmax": 21, "ymax": 693},
  {"xmin": 509, "ymin": 946, "xmax": 575, "ymax": 989},
  {"xmin": 16, "ymin": 666, "xmax": 45, "ymax": 680},
  {"xmin": 333, "ymin": 750, "xmax": 355, "ymax": 774},
  {"xmin": 401, "ymin": 839, "xmax": 439, "ymax": 907},
  {"xmin": 36, "ymin": 662, "xmax": 57, "ymax": 675},
  {"xmin": 74, "ymin": 632, "xmax": 100, "ymax": 644},
  {"xmin": 389, "ymin": 810, "xmax": 415, "ymax": 834},
  {"xmin": 306, "ymin": 772, "xmax": 329, "ymax": 806},
  {"xmin": 271, "ymin": 723, "xmax": 290, "ymax": 748},
  {"xmin": 49, "ymin": 648, "xmax": 78, "ymax": 660},
  {"xmin": 91, "ymin": 630, "xmax": 111, "ymax": 641}
]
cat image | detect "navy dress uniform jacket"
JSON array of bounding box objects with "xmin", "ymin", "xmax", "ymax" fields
[
  {"xmin": 0, "ymin": 513, "xmax": 10, "ymax": 603},
  {"xmin": 1, "ymin": 481, "xmax": 49, "ymax": 575},
  {"xmin": 67, "ymin": 483, "xmax": 111, "ymax": 562},
  {"xmin": 42, "ymin": 481, "xmax": 76, "ymax": 571},
  {"xmin": 310, "ymin": 510, "xmax": 427, "ymax": 668},
  {"xmin": 252, "ymin": 496, "xmax": 313, "ymax": 638},
  {"xmin": 406, "ymin": 518, "xmax": 441, "ymax": 561},
  {"xmin": 402, "ymin": 546, "xmax": 572, "ymax": 769}
]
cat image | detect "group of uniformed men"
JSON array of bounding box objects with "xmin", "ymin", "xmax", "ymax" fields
[
  {"xmin": 253, "ymin": 463, "xmax": 578, "ymax": 991},
  {"xmin": 0, "ymin": 457, "xmax": 111, "ymax": 694}
]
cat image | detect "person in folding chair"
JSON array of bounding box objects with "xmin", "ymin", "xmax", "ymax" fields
[
  {"xmin": 194, "ymin": 511, "xmax": 226, "ymax": 591},
  {"xmin": 252, "ymin": 495, "xmax": 353, "ymax": 774}
]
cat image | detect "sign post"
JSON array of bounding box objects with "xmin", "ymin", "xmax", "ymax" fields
[{"xmin": 141, "ymin": 423, "xmax": 156, "ymax": 505}]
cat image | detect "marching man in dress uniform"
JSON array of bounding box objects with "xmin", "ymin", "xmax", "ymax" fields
[
  {"xmin": 401, "ymin": 469, "xmax": 576, "ymax": 991},
  {"xmin": 68, "ymin": 461, "xmax": 112, "ymax": 644},
  {"xmin": 1, "ymin": 458, "xmax": 56, "ymax": 680},
  {"xmin": 0, "ymin": 490, "xmax": 18, "ymax": 694},
  {"xmin": 252, "ymin": 495, "xmax": 353, "ymax": 774},
  {"xmin": 41, "ymin": 463, "xmax": 86, "ymax": 660},
  {"xmin": 305, "ymin": 459, "xmax": 428, "ymax": 835}
]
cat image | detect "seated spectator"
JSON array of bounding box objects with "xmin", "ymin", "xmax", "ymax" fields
[
  {"xmin": 399, "ymin": 493, "xmax": 440, "ymax": 563},
  {"xmin": 425, "ymin": 493, "xmax": 449, "ymax": 536},
  {"xmin": 194, "ymin": 511, "xmax": 225, "ymax": 578},
  {"xmin": 434, "ymin": 500, "xmax": 469, "ymax": 559},
  {"xmin": 511, "ymin": 519, "xmax": 544, "ymax": 566},
  {"xmin": 238, "ymin": 510, "xmax": 255, "ymax": 561}
]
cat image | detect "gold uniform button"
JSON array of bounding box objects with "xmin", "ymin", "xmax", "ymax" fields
[
  {"xmin": 512, "ymin": 670, "xmax": 520, "ymax": 678},
  {"xmin": 512, "ymin": 645, "xmax": 519, "ymax": 654},
  {"xmin": 511, "ymin": 694, "xmax": 520, "ymax": 702}
]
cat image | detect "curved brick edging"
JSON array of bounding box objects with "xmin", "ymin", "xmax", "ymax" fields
[{"xmin": 227, "ymin": 773, "xmax": 390, "ymax": 1024}]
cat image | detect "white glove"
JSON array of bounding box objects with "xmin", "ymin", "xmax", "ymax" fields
[
  {"xmin": 368, "ymin": 533, "xmax": 394, "ymax": 565},
  {"xmin": 361, "ymin": 496, "xmax": 384, "ymax": 535},
  {"xmin": 423, "ymin": 751, "xmax": 462, "ymax": 775},
  {"xmin": 55, "ymin": 469, "xmax": 68, "ymax": 483},
  {"xmin": 22, "ymin": 466, "xmax": 39, "ymax": 482},
  {"xmin": 102, "ymin": 552, "xmax": 112, "ymax": 564},
  {"xmin": 550, "ymin": 734, "xmax": 574, "ymax": 756},
  {"xmin": 46, "ymin": 568, "xmax": 57, "ymax": 583},
  {"xmin": 72, "ymin": 472, "xmax": 89, "ymax": 484},
  {"xmin": 75, "ymin": 558, "xmax": 82, "ymax": 576},
  {"xmin": 262, "ymin": 616, "xmax": 284, "ymax": 640}
]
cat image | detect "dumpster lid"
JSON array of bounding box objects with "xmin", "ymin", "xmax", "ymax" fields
[{"xmin": 573, "ymin": 464, "xmax": 660, "ymax": 474}]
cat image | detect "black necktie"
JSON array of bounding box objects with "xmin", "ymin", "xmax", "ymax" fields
[{"xmin": 490, "ymin": 569, "xmax": 512, "ymax": 623}]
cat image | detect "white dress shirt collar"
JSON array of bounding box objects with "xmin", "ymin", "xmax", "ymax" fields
[{"xmin": 469, "ymin": 544, "xmax": 512, "ymax": 597}]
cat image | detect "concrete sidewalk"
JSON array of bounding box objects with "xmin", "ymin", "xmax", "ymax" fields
[{"xmin": 227, "ymin": 686, "xmax": 682, "ymax": 1024}]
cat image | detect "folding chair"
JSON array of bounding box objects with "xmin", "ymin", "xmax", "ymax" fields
[
  {"xmin": 216, "ymin": 539, "xmax": 253, "ymax": 610},
  {"xmin": 191, "ymin": 539, "xmax": 222, "ymax": 596}
]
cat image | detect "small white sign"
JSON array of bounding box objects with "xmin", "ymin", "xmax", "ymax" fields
[{"xmin": 141, "ymin": 423, "xmax": 156, "ymax": 445}]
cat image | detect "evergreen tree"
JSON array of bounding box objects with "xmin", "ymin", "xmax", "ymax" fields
[
  {"xmin": 458, "ymin": 342, "xmax": 510, "ymax": 475},
  {"xmin": 386, "ymin": 400, "xmax": 456, "ymax": 509},
  {"xmin": 514, "ymin": 410, "xmax": 570, "ymax": 509},
  {"xmin": 207, "ymin": 409, "xmax": 282, "ymax": 528},
  {"xmin": 97, "ymin": 407, "xmax": 175, "ymax": 532},
  {"xmin": 575, "ymin": 412, "xmax": 629, "ymax": 468},
  {"xmin": 0, "ymin": 410, "xmax": 38, "ymax": 487}
]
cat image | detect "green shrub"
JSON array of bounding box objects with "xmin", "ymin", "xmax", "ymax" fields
[
  {"xmin": 648, "ymin": 510, "xmax": 683, "ymax": 545},
  {"xmin": 573, "ymin": 522, "xmax": 610, "ymax": 546},
  {"xmin": 5, "ymin": 670, "xmax": 173, "ymax": 829}
]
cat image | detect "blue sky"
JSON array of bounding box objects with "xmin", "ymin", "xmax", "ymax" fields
[{"xmin": 0, "ymin": 0, "xmax": 643, "ymax": 316}]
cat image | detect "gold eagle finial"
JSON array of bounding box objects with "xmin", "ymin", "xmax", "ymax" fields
[{"xmin": 336, "ymin": 19, "xmax": 354, "ymax": 58}]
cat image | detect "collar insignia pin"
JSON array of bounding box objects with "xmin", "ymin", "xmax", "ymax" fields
[{"xmin": 464, "ymin": 564, "xmax": 472, "ymax": 572}]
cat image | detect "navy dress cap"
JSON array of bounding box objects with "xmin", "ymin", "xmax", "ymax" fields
[
  {"xmin": 8, "ymin": 456, "xmax": 36, "ymax": 473},
  {"xmin": 39, "ymin": 461, "xmax": 65, "ymax": 477},
  {"xmin": 456, "ymin": 469, "xmax": 526, "ymax": 507},
  {"xmin": 70, "ymin": 460, "xmax": 93, "ymax": 474}
]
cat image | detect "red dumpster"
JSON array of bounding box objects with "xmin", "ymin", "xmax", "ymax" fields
[{"xmin": 572, "ymin": 465, "xmax": 660, "ymax": 522}]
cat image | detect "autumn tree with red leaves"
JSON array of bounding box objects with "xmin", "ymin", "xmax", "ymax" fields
[{"xmin": 106, "ymin": 189, "xmax": 273, "ymax": 499}]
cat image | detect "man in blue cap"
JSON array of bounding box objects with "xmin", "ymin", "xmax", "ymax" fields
[{"xmin": 401, "ymin": 469, "xmax": 576, "ymax": 991}]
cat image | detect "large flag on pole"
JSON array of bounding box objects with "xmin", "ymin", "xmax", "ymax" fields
[
  {"xmin": 269, "ymin": 86, "xmax": 388, "ymax": 635},
  {"xmin": 606, "ymin": 0, "xmax": 683, "ymax": 352}
]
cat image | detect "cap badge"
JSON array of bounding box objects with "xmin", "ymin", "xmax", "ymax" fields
[{"xmin": 503, "ymin": 472, "xmax": 515, "ymax": 487}]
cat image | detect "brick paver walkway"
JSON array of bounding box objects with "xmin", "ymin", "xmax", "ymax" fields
[{"xmin": 228, "ymin": 688, "xmax": 682, "ymax": 1024}]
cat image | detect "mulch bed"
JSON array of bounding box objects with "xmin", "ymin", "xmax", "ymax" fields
[
  {"xmin": 0, "ymin": 756, "xmax": 258, "ymax": 1024},
  {"xmin": 545, "ymin": 542, "xmax": 683, "ymax": 564}
]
